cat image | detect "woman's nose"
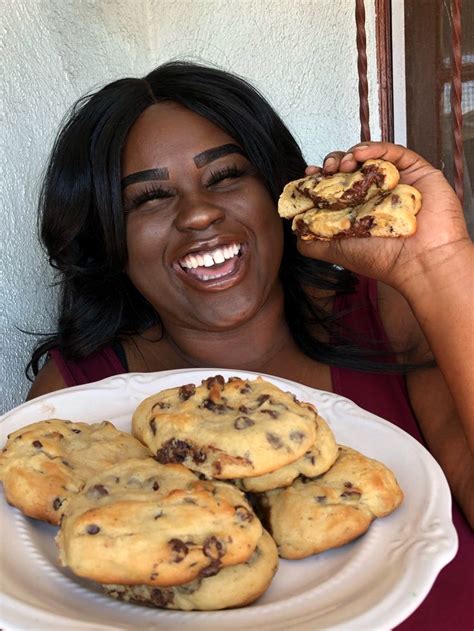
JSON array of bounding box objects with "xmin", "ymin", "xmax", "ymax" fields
[{"xmin": 174, "ymin": 193, "xmax": 225, "ymax": 232}]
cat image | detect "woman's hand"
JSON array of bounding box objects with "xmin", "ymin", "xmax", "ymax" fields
[{"xmin": 298, "ymin": 142, "xmax": 472, "ymax": 293}]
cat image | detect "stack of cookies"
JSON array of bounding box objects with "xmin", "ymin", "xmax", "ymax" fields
[
  {"xmin": 0, "ymin": 374, "xmax": 403, "ymax": 611},
  {"xmin": 132, "ymin": 375, "xmax": 404, "ymax": 560}
]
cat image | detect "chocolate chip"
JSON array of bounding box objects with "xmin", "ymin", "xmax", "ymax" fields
[
  {"xmin": 156, "ymin": 438, "xmax": 195, "ymax": 464},
  {"xmin": 71, "ymin": 429, "xmax": 81, "ymax": 434},
  {"xmin": 203, "ymin": 375, "xmax": 225, "ymax": 389},
  {"xmin": 169, "ymin": 538, "xmax": 188, "ymax": 562},
  {"xmin": 32, "ymin": 440, "xmax": 43, "ymax": 448},
  {"xmin": 238, "ymin": 405, "xmax": 250, "ymax": 413},
  {"xmin": 203, "ymin": 536, "xmax": 226, "ymax": 559},
  {"xmin": 315, "ymin": 495, "xmax": 326, "ymax": 503},
  {"xmin": 261, "ymin": 409, "xmax": 278, "ymax": 418},
  {"xmin": 150, "ymin": 588, "xmax": 174, "ymax": 607},
  {"xmin": 179, "ymin": 384, "xmax": 196, "ymax": 400},
  {"xmin": 257, "ymin": 394, "xmax": 271, "ymax": 406},
  {"xmin": 152, "ymin": 481, "xmax": 160, "ymax": 491},
  {"xmin": 86, "ymin": 524, "xmax": 101, "ymax": 535},
  {"xmin": 344, "ymin": 481, "xmax": 353, "ymax": 488},
  {"xmin": 266, "ymin": 432, "xmax": 283, "ymax": 449},
  {"xmin": 150, "ymin": 419, "xmax": 157, "ymax": 435},
  {"xmin": 154, "ymin": 511, "xmax": 164, "ymax": 520},
  {"xmin": 152, "ymin": 401, "xmax": 171, "ymax": 411},
  {"xmin": 87, "ymin": 484, "xmax": 109, "ymax": 498},
  {"xmin": 234, "ymin": 505, "xmax": 254, "ymax": 522},
  {"xmin": 305, "ymin": 453, "xmax": 316, "ymax": 465},
  {"xmin": 199, "ymin": 560, "xmax": 221, "ymax": 578},
  {"xmin": 289, "ymin": 430, "xmax": 306, "ymax": 442},
  {"xmin": 200, "ymin": 399, "xmax": 227, "ymax": 413},
  {"xmin": 234, "ymin": 416, "xmax": 255, "ymax": 430},
  {"xmin": 240, "ymin": 384, "xmax": 252, "ymax": 394},
  {"xmin": 53, "ymin": 497, "xmax": 64, "ymax": 511}
]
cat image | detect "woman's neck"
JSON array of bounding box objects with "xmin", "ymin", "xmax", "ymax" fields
[{"xmin": 160, "ymin": 289, "xmax": 295, "ymax": 372}]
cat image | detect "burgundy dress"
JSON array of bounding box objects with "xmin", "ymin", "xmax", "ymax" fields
[{"xmin": 49, "ymin": 276, "xmax": 473, "ymax": 630}]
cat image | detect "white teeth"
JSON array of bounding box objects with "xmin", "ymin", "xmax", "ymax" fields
[
  {"xmin": 203, "ymin": 253, "xmax": 214, "ymax": 267},
  {"xmin": 212, "ymin": 248, "xmax": 225, "ymax": 264},
  {"xmin": 179, "ymin": 242, "xmax": 241, "ymax": 270}
]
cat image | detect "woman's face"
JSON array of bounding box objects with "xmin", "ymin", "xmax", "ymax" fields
[{"xmin": 122, "ymin": 102, "xmax": 284, "ymax": 332}]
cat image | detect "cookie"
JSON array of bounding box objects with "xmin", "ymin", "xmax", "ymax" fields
[
  {"xmin": 238, "ymin": 413, "xmax": 338, "ymax": 492},
  {"xmin": 57, "ymin": 458, "xmax": 263, "ymax": 587},
  {"xmin": 259, "ymin": 445, "xmax": 404, "ymax": 559},
  {"xmin": 132, "ymin": 376, "xmax": 318, "ymax": 479},
  {"xmin": 278, "ymin": 159, "xmax": 400, "ymax": 218},
  {"xmin": 294, "ymin": 184, "xmax": 422, "ymax": 241},
  {"xmin": 0, "ymin": 419, "xmax": 150, "ymax": 524},
  {"xmin": 103, "ymin": 529, "xmax": 278, "ymax": 610}
]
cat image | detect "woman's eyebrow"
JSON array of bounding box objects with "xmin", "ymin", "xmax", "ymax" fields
[
  {"xmin": 194, "ymin": 143, "xmax": 245, "ymax": 168},
  {"xmin": 121, "ymin": 167, "xmax": 169, "ymax": 189}
]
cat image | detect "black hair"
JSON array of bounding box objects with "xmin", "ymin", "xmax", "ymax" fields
[{"xmin": 28, "ymin": 60, "xmax": 408, "ymax": 377}]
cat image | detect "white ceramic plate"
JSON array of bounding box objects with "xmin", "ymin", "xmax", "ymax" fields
[{"xmin": 0, "ymin": 369, "xmax": 457, "ymax": 631}]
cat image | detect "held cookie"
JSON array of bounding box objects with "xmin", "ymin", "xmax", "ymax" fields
[
  {"xmin": 293, "ymin": 184, "xmax": 422, "ymax": 241},
  {"xmin": 0, "ymin": 419, "xmax": 151, "ymax": 524},
  {"xmin": 132, "ymin": 376, "xmax": 318, "ymax": 479},
  {"xmin": 238, "ymin": 413, "xmax": 338, "ymax": 492},
  {"xmin": 278, "ymin": 159, "xmax": 400, "ymax": 217},
  {"xmin": 259, "ymin": 445, "xmax": 404, "ymax": 559},
  {"xmin": 57, "ymin": 458, "xmax": 262, "ymax": 587},
  {"xmin": 103, "ymin": 529, "xmax": 278, "ymax": 610},
  {"xmin": 278, "ymin": 159, "xmax": 421, "ymax": 240}
]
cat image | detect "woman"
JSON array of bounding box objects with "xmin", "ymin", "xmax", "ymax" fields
[{"xmin": 26, "ymin": 62, "xmax": 472, "ymax": 629}]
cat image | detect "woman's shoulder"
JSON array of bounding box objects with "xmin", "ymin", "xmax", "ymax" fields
[{"xmin": 26, "ymin": 358, "xmax": 68, "ymax": 401}]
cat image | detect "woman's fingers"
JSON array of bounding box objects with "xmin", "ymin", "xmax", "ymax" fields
[
  {"xmin": 322, "ymin": 151, "xmax": 346, "ymax": 173},
  {"xmin": 348, "ymin": 141, "xmax": 431, "ymax": 175},
  {"xmin": 305, "ymin": 142, "xmax": 436, "ymax": 181}
]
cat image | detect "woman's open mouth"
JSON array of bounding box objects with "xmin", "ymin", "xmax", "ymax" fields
[{"xmin": 176, "ymin": 242, "xmax": 244, "ymax": 284}]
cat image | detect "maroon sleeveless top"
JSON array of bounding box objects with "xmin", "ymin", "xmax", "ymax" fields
[{"xmin": 49, "ymin": 276, "xmax": 473, "ymax": 630}]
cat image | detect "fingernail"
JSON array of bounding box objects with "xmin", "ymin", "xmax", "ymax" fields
[
  {"xmin": 341, "ymin": 152, "xmax": 354, "ymax": 163},
  {"xmin": 355, "ymin": 144, "xmax": 369, "ymax": 150},
  {"xmin": 323, "ymin": 157, "xmax": 337, "ymax": 172}
]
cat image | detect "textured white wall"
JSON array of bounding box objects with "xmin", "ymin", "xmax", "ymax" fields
[{"xmin": 1, "ymin": 0, "xmax": 380, "ymax": 414}]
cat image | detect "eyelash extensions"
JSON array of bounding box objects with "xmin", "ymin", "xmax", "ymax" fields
[
  {"xmin": 123, "ymin": 164, "xmax": 247, "ymax": 212},
  {"xmin": 206, "ymin": 164, "xmax": 246, "ymax": 187}
]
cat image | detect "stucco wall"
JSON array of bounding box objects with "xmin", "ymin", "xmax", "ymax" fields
[{"xmin": 1, "ymin": 0, "xmax": 380, "ymax": 414}]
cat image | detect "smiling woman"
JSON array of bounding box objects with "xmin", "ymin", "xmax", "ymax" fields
[
  {"xmin": 122, "ymin": 102, "xmax": 283, "ymax": 332},
  {"xmin": 25, "ymin": 60, "xmax": 473, "ymax": 629}
]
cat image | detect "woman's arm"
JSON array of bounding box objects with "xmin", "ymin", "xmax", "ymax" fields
[
  {"xmin": 378, "ymin": 282, "xmax": 474, "ymax": 527},
  {"xmin": 298, "ymin": 142, "xmax": 474, "ymax": 452}
]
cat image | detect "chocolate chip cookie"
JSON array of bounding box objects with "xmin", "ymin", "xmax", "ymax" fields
[
  {"xmin": 103, "ymin": 529, "xmax": 278, "ymax": 610},
  {"xmin": 278, "ymin": 159, "xmax": 421, "ymax": 240},
  {"xmin": 238, "ymin": 413, "xmax": 338, "ymax": 492},
  {"xmin": 57, "ymin": 458, "xmax": 262, "ymax": 587},
  {"xmin": 132, "ymin": 376, "xmax": 318, "ymax": 479},
  {"xmin": 294, "ymin": 184, "xmax": 422, "ymax": 240},
  {"xmin": 0, "ymin": 419, "xmax": 151, "ymax": 524},
  {"xmin": 259, "ymin": 445, "xmax": 404, "ymax": 559},
  {"xmin": 278, "ymin": 159, "xmax": 400, "ymax": 217}
]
